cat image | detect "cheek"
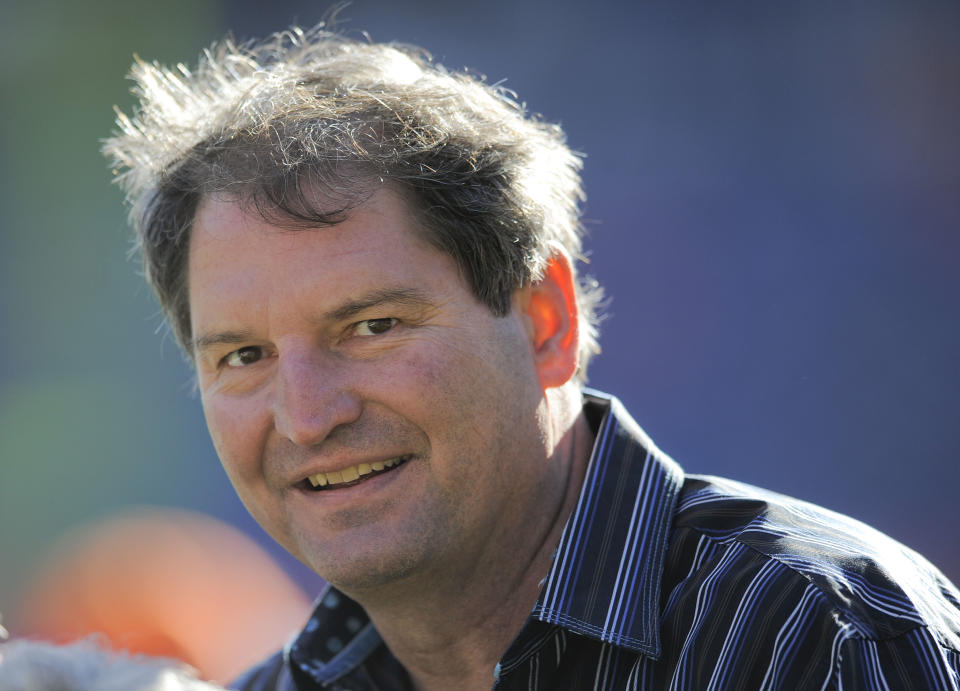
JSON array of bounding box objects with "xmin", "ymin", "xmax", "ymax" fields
[
  {"xmin": 393, "ymin": 324, "xmax": 535, "ymax": 445},
  {"xmin": 373, "ymin": 329, "xmax": 474, "ymax": 399},
  {"xmin": 389, "ymin": 335, "xmax": 490, "ymax": 408},
  {"xmin": 201, "ymin": 393, "xmax": 268, "ymax": 481}
]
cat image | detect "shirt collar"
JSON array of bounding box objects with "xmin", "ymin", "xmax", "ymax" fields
[
  {"xmin": 286, "ymin": 585, "xmax": 382, "ymax": 686},
  {"xmin": 530, "ymin": 389, "xmax": 684, "ymax": 659},
  {"xmin": 286, "ymin": 389, "xmax": 683, "ymax": 684}
]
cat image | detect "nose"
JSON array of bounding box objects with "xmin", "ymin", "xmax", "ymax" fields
[{"xmin": 271, "ymin": 347, "xmax": 362, "ymax": 447}]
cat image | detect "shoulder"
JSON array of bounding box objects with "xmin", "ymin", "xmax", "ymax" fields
[
  {"xmin": 230, "ymin": 650, "xmax": 291, "ymax": 691},
  {"xmin": 653, "ymin": 475, "xmax": 960, "ymax": 687},
  {"xmin": 669, "ymin": 474, "xmax": 960, "ymax": 644}
]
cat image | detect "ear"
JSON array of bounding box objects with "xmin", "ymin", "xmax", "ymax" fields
[{"xmin": 521, "ymin": 250, "xmax": 580, "ymax": 390}]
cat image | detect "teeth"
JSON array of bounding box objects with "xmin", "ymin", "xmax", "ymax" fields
[{"xmin": 307, "ymin": 457, "xmax": 405, "ymax": 489}]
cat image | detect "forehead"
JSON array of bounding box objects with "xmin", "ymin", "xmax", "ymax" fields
[
  {"xmin": 187, "ymin": 188, "xmax": 459, "ymax": 330},
  {"xmin": 191, "ymin": 185, "xmax": 422, "ymax": 252}
]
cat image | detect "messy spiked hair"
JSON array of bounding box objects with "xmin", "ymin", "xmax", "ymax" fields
[
  {"xmin": 0, "ymin": 638, "xmax": 225, "ymax": 690},
  {"xmin": 104, "ymin": 24, "xmax": 602, "ymax": 378}
]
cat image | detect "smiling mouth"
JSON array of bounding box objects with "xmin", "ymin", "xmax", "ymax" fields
[{"xmin": 304, "ymin": 455, "xmax": 412, "ymax": 490}]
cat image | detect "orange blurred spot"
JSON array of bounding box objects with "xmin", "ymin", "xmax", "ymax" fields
[{"xmin": 15, "ymin": 508, "xmax": 313, "ymax": 684}]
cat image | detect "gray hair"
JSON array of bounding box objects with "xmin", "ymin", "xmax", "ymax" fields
[
  {"xmin": 104, "ymin": 24, "xmax": 602, "ymax": 377},
  {"xmin": 0, "ymin": 638, "xmax": 225, "ymax": 691}
]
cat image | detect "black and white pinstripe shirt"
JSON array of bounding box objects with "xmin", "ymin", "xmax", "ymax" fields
[{"xmin": 233, "ymin": 391, "xmax": 960, "ymax": 690}]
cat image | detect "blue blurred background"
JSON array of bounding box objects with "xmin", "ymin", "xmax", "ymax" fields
[{"xmin": 1, "ymin": 0, "xmax": 958, "ymax": 635}]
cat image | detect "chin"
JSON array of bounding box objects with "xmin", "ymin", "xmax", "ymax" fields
[{"xmin": 299, "ymin": 532, "xmax": 434, "ymax": 595}]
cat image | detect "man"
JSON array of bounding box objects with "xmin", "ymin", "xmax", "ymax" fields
[{"xmin": 105, "ymin": 25, "xmax": 960, "ymax": 690}]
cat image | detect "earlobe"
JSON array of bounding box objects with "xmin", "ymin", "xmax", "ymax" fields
[{"xmin": 523, "ymin": 250, "xmax": 580, "ymax": 390}]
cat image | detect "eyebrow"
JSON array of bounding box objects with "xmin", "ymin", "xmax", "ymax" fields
[
  {"xmin": 328, "ymin": 287, "xmax": 434, "ymax": 321},
  {"xmin": 191, "ymin": 287, "xmax": 434, "ymax": 353},
  {"xmin": 192, "ymin": 329, "xmax": 256, "ymax": 353}
]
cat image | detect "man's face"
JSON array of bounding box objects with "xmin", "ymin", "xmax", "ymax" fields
[{"xmin": 188, "ymin": 188, "xmax": 559, "ymax": 592}]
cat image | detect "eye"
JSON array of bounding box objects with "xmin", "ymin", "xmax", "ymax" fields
[
  {"xmin": 223, "ymin": 346, "xmax": 264, "ymax": 368},
  {"xmin": 354, "ymin": 318, "xmax": 398, "ymax": 337}
]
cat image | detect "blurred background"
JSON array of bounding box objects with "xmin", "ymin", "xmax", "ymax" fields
[{"xmin": 1, "ymin": 0, "xmax": 958, "ymax": 680}]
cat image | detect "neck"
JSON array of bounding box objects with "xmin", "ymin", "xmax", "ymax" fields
[{"xmin": 347, "ymin": 388, "xmax": 593, "ymax": 691}]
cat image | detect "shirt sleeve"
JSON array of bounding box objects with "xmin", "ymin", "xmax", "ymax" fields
[
  {"xmin": 230, "ymin": 650, "xmax": 289, "ymax": 691},
  {"xmin": 836, "ymin": 627, "xmax": 960, "ymax": 690}
]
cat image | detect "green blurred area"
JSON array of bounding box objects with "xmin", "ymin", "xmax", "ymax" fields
[{"xmin": 0, "ymin": 0, "xmax": 243, "ymax": 630}]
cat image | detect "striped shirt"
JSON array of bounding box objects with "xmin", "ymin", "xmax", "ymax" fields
[{"xmin": 233, "ymin": 390, "xmax": 960, "ymax": 690}]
